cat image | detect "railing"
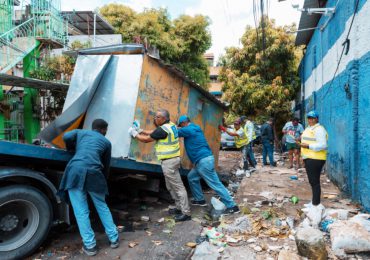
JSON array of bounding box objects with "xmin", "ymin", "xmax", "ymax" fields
[{"xmin": 0, "ymin": 17, "xmax": 37, "ymax": 73}]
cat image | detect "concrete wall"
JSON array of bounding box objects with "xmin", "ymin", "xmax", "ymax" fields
[{"xmin": 299, "ymin": 0, "xmax": 370, "ymax": 209}]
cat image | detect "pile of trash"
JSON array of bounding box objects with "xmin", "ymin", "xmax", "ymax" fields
[{"xmin": 296, "ymin": 202, "xmax": 370, "ymax": 258}]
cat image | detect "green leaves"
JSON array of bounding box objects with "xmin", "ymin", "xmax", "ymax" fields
[
  {"xmin": 100, "ymin": 4, "xmax": 212, "ymax": 89},
  {"xmin": 219, "ymin": 18, "xmax": 302, "ymax": 122}
]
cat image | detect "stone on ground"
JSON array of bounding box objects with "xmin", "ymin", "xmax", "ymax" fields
[
  {"xmin": 192, "ymin": 241, "xmax": 220, "ymax": 260},
  {"xmin": 278, "ymin": 250, "xmax": 301, "ymax": 260},
  {"xmin": 295, "ymin": 227, "xmax": 327, "ymax": 260},
  {"xmin": 330, "ymin": 220, "xmax": 370, "ymax": 254},
  {"xmin": 221, "ymin": 246, "xmax": 256, "ymax": 260}
]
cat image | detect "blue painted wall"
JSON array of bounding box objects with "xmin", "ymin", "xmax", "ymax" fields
[{"xmin": 300, "ymin": 0, "xmax": 370, "ymax": 210}]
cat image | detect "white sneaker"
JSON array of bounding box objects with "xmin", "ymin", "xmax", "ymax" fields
[
  {"xmin": 244, "ymin": 170, "xmax": 251, "ymax": 177},
  {"xmin": 249, "ymin": 167, "xmax": 256, "ymax": 173}
]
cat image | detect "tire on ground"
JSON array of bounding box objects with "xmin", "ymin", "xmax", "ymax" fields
[{"xmin": 0, "ymin": 185, "xmax": 53, "ymax": 260}]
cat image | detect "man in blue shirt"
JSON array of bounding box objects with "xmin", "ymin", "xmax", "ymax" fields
[
  {"xmin": 59, "ymin": 119, "xmax": 119, "ymax": 256},
  {"xmin": 178, "ymin": 115, "xmax": 239, "ymax": 215}
]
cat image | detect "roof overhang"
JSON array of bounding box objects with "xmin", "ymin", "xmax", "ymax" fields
[
  {"xmin": 295, "ymin": 0, "xmax": 328, "ymax": 46},
  {"xmin": 62, "ymin": 11, "xmax": 115, "ymax": 35},
  {"xmin": 0, "ymin": 74, "xmax": 69, "ymax": 90}
]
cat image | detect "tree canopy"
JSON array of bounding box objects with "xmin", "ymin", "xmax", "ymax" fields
[
  {"xmin": 100, "ymin": 4, "xmax": 212, "ymax": 88},
  {"xmin": 219, "ymin": 18, "xmax": 302, "ymax": 124}
]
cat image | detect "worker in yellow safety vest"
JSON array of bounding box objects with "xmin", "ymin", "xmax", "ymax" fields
[
  {"xmin": 240, "ymin": 116, "xmax": 257, "ymax": 168},
  {"xmin": 297, "ymin": 110, "xmax": 328, "ymax": 213},
  {"xmin": 128, "ymin": 109, "xmax": 191, "ymax": 222},
  {"xmin": 219, "ymin": 119, "xmax": 252, "ymax": 177}
]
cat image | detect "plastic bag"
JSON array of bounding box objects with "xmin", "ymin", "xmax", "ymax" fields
[{"xmin": 211, "ymin": 197, "xmax": 226, "ymax": 211}]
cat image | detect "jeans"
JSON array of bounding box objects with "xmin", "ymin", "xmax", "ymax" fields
[
  {"xmin": 247, "ymin": 142, "xmax": 257, "ymax": 167},
  {"xmin": 68, "ymin": 189, "xmax": 118, "ymax": 249},
  {"xmin": 304, "ymin": 159, "xmax": 326, "ymax": 205},
  {"xmin": 241, "ymin": 145, "xmax": 249, "ymax": 170},
  {"xmin": 262, "ymin": 140, "xmax": 275, "ymax": 165},
  {"xmin": 187, "ymin": 155, "xmax": 236, "ymax": 208}
]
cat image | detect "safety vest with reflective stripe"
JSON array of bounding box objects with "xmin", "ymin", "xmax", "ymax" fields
[
  {"xmin": 155, "ymin": 122, "xmax": 181, "ymax": 160},
  {"xmin": 301, "ymin": 124, "xmax": 328, "ymax": 160},
  {"xmin": 234, "ymin": 128, "xmax": 249, "ymax": 148},
  {"xmin": 244, "ymin": 120, "xmax": 256, "ymax": 141}
]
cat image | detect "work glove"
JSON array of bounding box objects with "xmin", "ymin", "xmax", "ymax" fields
[
  {"xmin": 128, "ymin": 127, "xmax": 139, "ymax": 138},
  {"xmin": 218, "ymin": 125, "xmax": 226, "ymax": 132},
  {"xmin": 132, "ymin": 120, "xmax": 143, "ymax": 133}
]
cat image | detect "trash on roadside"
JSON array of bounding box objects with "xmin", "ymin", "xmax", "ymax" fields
[
  {"xmin": 157, "ymin": 217, "xmax": 165, "ymax": 223},
  {"xmin": 146, "ymin": 231, "xmax": 152, "ymax": 236},
  {"xmin": 286, "ymin": 217, "xmax": 295, "ymax": 229},
  {"xmin": 165, "ymin": 217, "xmax": 176, "ymax": 229},
  {"xmin": 240, "ymin": 206, "xmax": 251, "ymax": 215},
  {"xmin": 128, "ymin": 241, "xmax": 139, "ymax": 248},
  {"xmin": 325, "ymin": 208, "xmax": 349, "ymax": 221},
  {"xmin": 320, "ymin": 219, "xmax": 335, "ymax": 232},
  {"xmin": 152, "ymin": 240, "xmax": 163, "ymax": 246},
  {"xmin": 191, "ymin": 241, "xmax": 220, "ymax": 260},
  {"xmin": 290, "ymin": 196, "xmax": 299, "ymax": 204},
  {"xmin": 117, "ymin": 225, "xmax": 124, "ymax": 233},
  {"xmin": 195, "ymin": 235, "xmax": 208, "ymax": 244},
  {"xmin": 211, "ymin": 197, "xmax": 226, "ymax": 211},
  {"xmin": 290, "ymin": 175, "xmax": 298, "ymax": 180},
  {"xmin": 203, "ymin": 227, "xmax": 224, "ymax": 239},
  {"xmin": 141, "ymin": 216, "xmax": 150, "ymax": 222},
  {"xmin": 162, "ymin": 229, "xmax": 172, "ymax": 234},
  {"xmin": 222, "ymin": 216, "xmax": 252, "ymax": 234},
  {"xmin": 330, "ymin": 219, "xmax": 370, "ymax": 254},
  {"xmin": 186, "ymin": 242, "xmax": 197, "ymax": 248}
]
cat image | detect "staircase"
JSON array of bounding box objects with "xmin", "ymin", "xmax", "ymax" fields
[
  {"xmin": 0, "ymin": 0, "xmax": 67, "ymax": 74},
  {"xmin": 0, "ymin": 18, "xmax": 37, "ymax": 73}
]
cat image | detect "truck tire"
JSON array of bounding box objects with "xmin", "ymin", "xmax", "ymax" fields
[{"xmin": 0, "ymin": 185, "xmax": 53, "ymax": 260}]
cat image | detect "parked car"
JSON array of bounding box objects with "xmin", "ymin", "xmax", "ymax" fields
[
  {"xmin": 220, "ymin": 126, "xmax": 236, "ymax": 150},
  {"xmin": 253, "ymin": 123, "xmax": 262, "ymax": 145}
]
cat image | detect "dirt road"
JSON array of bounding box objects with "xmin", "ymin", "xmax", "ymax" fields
[{"xmin": 28, "ymin": 150, "xmax": 366, "ymax": 259}]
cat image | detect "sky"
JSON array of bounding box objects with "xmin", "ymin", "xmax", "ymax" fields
[{"xmin": 62, "ymin": 0, "xmax": 304, "ymax": 61}]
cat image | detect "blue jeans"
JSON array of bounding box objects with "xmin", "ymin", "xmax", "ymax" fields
[
  {"xmin": 247, "ymin": 142, "xmax": 257, "ymax": 167},
  {"xmin": 187, "ymin": 155, "xmax": 236, "ymax": 208},
  {"xmin": 262, "ymin": 141, "xmax": 275, "ymax": 165},
  {"xmin": 69, "ymin": 189, "xmax": 118, "ymax": 249}
]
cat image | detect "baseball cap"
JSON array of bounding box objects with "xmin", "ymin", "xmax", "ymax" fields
[
  {"xmin": 178, "ymin": 115, "xmax": 189, "ymax": 126},
  {"xmin": 307, "ymin": 110, "xmax": 319, "ymax": 118}
]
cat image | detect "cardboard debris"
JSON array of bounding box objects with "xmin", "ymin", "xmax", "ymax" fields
[{"xmin": 128, "ymin": 242, "xmax": 138, "ymax": 248}]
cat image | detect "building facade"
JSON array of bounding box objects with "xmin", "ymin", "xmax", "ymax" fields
[
  {"xmin": 204, "ymin": 53, "xmax": 224, "ymax": 99},
  {"xmin": 296, "ymin": 0, "xmax": 370, "ymax": 209}
]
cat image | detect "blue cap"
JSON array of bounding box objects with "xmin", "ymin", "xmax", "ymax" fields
[
  {"xmin": 307, "ymin": 110, "xmax": 319, "ymax": 118},
  {"xmin": 178, "ymin": 115, "xmax": 189, "ymax": 126}
]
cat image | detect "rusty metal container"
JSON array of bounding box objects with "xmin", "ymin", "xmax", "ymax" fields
[{"xmin": 39, "ymin": 44, "xmax": 225, "ymax": 171}]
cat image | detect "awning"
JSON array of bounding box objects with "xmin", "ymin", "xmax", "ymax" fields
[{"xmin": 0, "ymin": 74, "xmax": 69, "ymax": 90}]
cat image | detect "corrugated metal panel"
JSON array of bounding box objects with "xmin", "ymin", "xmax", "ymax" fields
[{"xmin": 295, "ymin": 0, "xmax": 326, "ymax": 46}]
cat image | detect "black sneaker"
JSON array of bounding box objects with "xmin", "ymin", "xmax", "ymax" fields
[
  {"xmin": 110, "ymin": 239, "xmax": 119, "ymax": 249},
  {"xmin": 174, "ymin": 214, "xmax": 192, "ymax": 222},
  {"xmin": 168, "ymin": 208, "xmax": 182, "ymax": 215},
  {"xmin": 222, "ymin": 206, "xmax": 240, "ymax": 216},
  {"xmin": 82, "ymin": 245, "xmax": 98, "ymax": 256},
  {"xmin": 191, "ymin": 199, "xmax": 207, "ymax": 206}
]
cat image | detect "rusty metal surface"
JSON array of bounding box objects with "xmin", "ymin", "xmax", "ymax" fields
[{"xmin": 129, "ymin": 55, "xmax": 224, "ymax": 169}]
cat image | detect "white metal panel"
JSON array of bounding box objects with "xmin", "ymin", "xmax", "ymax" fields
[{"xmin": 83, "ymin": 54, "xmax": 143, "ymax": 158}]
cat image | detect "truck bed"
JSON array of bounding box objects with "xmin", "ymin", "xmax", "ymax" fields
[{"xmin": 0, "ymin": 140, "xmax": 174, "ymax": 177}]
